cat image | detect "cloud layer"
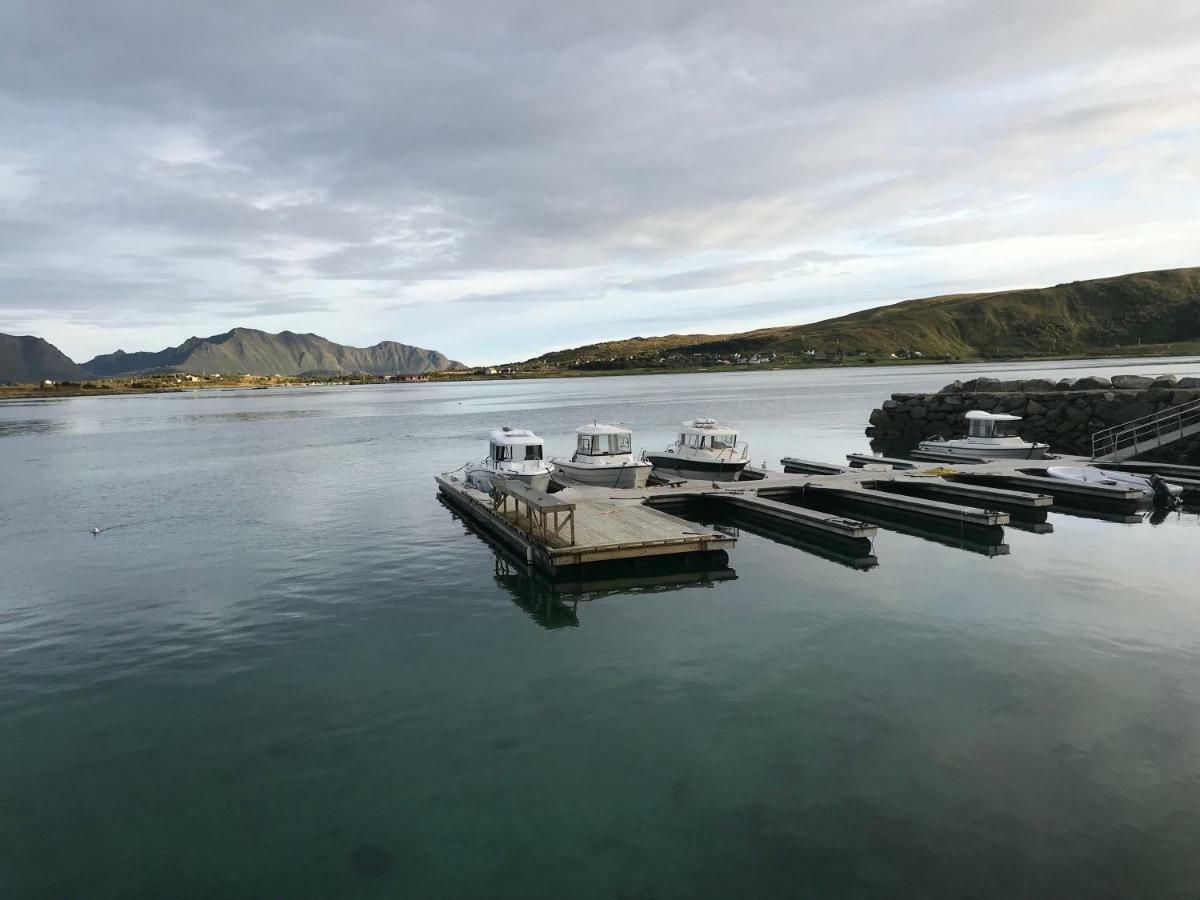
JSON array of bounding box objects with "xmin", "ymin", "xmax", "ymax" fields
[{"xmin": 1, "ymin": 0, "xmax": 1198, "ymax": 362}]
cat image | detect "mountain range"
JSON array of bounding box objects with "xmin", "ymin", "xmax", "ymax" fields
[
  {"xmin": 0, "ymin": 328, "xmax": 464, "ymax": 383},
  {"xmin": 520, "ymin": 266, "xmax": 1200, "ymax": 368}
]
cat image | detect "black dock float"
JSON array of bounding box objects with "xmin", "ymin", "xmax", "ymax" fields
[
  {"xmin": 796, "ymin": 484, "xmax": 1011, "ymax": 527},
  {"xmin": 948, "ymin": 471, "xmax": 1144, "ymax": 504},
  {"xmin": 872, "ymin": 478, "xmax": 1053, "ymax": 511},
  {"xmin": 779, "ymin": 457, "xmax": 847, "ymax": 475},
  {"xmin": 845, "ymin": 453, "xmax": 920, "ymax": 470}
]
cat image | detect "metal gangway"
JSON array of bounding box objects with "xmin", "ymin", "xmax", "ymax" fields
[{"xmin": 1091, "ymin": 396, "xmax": 1200, "ymax": 462}]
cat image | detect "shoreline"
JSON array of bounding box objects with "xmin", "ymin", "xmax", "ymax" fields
[{"xmin": 4, "ymin": 349, "xmax": 1200, "ymax": 401}]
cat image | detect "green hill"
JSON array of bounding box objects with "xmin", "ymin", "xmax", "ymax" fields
[{"xmin": 521, "ymin": 267, "xmax": 1200, "ymax": 369}]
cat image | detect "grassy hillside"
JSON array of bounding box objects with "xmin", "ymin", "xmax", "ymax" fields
[{"xmin": 520, "ymin": 267, "xmax": 1200, "ymax": 369}]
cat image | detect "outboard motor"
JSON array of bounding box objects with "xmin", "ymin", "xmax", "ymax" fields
[{"xmin": 1148, "ymin": 474, "xmax": 1179, "ymax": 507}]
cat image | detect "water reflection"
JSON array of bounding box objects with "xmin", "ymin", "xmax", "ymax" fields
[
  {"xmin": 440, "ymin": 498, "xmax": 737, "ymax": 627},
  {"xmin": 0, "ymin": 419, "xmax": 66, "ymax": 438}
]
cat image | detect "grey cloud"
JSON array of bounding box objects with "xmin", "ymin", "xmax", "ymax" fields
[
  {"xmin": 617, "ymin": 251, "xmax": 866, "ymax": 293},
  {"xmin": 0, "ymin": 0, "xmax": 1197, "ymax": 354}
]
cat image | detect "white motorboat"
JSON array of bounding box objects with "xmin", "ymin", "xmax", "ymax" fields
[
  {"xmin": 465, "ymin": 427, "xmax": 553, "ymax": 492},
  {"xmin": 643, "ymin": 418, "xmax": 750, "ymax": 481},
  {"xmin": 1045, "ymin": 466, "xmax": 1183, "ymax": 504},
  {"xmin": 551, "ymin": 423, "xmax": 652, "ymax": 489},
  {"xmin": 917, "ymin": 410, "xmax": 1049, "ymax": 460}
]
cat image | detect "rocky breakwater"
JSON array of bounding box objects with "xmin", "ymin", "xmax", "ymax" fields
[{"xmin": 866, "ymin": 374, "xmax": 1200, "ymax": 461}]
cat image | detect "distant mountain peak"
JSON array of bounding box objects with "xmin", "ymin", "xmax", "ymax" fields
[{"xmin": 83, "ymin": 328, "xmax": 463, "ymax": 377}]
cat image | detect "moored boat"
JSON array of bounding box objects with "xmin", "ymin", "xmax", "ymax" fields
[
  {"xmin": 643, "ymin": 418, "xmax": 749, "ymax": 481},
  {"xmin": 465, "ymin": 427, "xmax": 553, "ymax": 492},
  {"xmin": 551, "ymin": 423, "xmax": 652, "ymax": 489},
  {"xmin": 918, "ymin": 410, "xmax": 1049, "ymax": 459},
  {"xmin": 1045, "ymin": 466, "xmax": 1183, "ymax": 504}
]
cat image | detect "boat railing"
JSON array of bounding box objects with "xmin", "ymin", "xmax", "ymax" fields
[{"xmin": 1091, "ymin": 396, "xmax": 1200, "ymax": 461}]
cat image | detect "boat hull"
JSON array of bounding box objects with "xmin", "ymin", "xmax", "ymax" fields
[
  {"xmin": 1045, "ymin": 466, "xmax": 1183, "ymax": 502},
  {"xmin": 552, "ymin": 460, "xmax": 651, "ymax": 489},
  {"xmin": 916, "ymin": 440, "xmax": 1048, "ymax": 460},
  {"xmin": 644, "ymin": 453, "xmax": 748, "ymax": 482},
  {"xmin": 466, "ymin": 467, "xmax": 552, "ymax": 493}
]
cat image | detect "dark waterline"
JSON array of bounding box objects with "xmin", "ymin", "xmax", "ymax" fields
[{"xmin": 3, "ymin": 360, "xmax": 1200, "ymax": 898}]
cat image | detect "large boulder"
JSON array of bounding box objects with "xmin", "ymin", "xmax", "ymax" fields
[
  {"xmin": 1072, "ymin": 376, "xmax": 1112, "ymax": 390},
  {"xmin": 938, "ymin": 380, "xmax": 964, "ymax": 394},
  {"xmin": 1021, "ymin": 378, "xmax": 1058, "ymax": 392},
  {"xmin": 869, "ymin": 408, "xmax": 891, "ymax": 427},
  {"xmin": 1177, "ymin": 377, "xmax": 1200, "ymax": 389},
  {"xmin": 1111, "ymin": 374, "xmax": 1154, "ymax": 389},
  {"xmin": 1151, "ymin": 374, "xmax": 1179, "ymax": 388}
]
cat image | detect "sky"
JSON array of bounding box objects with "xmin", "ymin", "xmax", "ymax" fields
[{"xmin": 1, "ymin": 1, "xmax": 1198, "ymax": 366}]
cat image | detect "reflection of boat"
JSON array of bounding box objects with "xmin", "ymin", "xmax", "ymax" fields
[
  {"xmin": 551, "ymin": 423, "xmax": 652, "ymax": 489},
  {"xmin": 917, "ymin": 411, "xmax": 1049, "ymax": 459},
  {"xmin": 465, "ymin": 427, "xmax": 552, "ymax": 492},
  {"xmin": 1046, "ymin": 466, "xmax": 1182, "ymax": 505},
  {"xmin": 644, "ymin": 419, "xmax": 750, "ymax": 481}
]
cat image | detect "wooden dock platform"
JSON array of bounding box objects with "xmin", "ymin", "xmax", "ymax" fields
[{"xmin": 436, "ymin": 475, "xmax": 734, "ymax": 573}]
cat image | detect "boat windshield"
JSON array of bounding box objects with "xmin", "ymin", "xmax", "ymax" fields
[
  {"xmin": 492, "ymin": 443, "xmax": 543, "ymax": 461},
  {"xmin": 967, "ymin": 418, "xmax": 994, "ymax": 438},
  {"xmin": 578, "ymin": 433, "xmax": 631, "ymax": 455},
  {"xmin": 711, "ymin": 433, "xmax": 738, "ymax": 449},
  {"xmin": 994, "ymin": 420, "xmax": 1020, "ymax": 437}
]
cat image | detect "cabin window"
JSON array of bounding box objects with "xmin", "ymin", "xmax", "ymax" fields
[
  {"xmin": 994, "ymin": 421, "xmax": 1020, "ymax": 438},
  {"xmin": 525, "ymin": 444, "xmax": 543, "ymax": 460},
  {"xmin": 682, "ymin": 433, "xmax": 709, "ymax": 449},
  {"xmin": 967, "ymin": 418, "xmax": 992, "ymax": 438},
  {"xmin": 491, "ymin": 443, "xmax": 512, "ymax": 461},
  {"xmin": 712, "ymin": 433, "xmax": 737, "ymax": 449},
  {"xmin": 578, "ymin": 433, "xmax": 631, "ymax": 455}
]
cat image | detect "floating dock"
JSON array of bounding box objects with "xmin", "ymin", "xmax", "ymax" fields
[
  {"xmin": 439, "ymin": 450, "xmax": 1190, "ymax": 579},
  {"xmin": 436, "ymin": 475, "xmax": 735, "ymax": 574}
]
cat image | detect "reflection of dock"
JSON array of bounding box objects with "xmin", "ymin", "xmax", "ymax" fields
[
  {"xmin": 437, "ymin": 452, "xmax": 1191, "ymax": 575},
  {"xmin": 440, "ymin": 495, "xmax": 736, "ymax": 626}
]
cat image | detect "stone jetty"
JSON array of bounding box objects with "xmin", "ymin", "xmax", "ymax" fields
[{"xmin": 866, "ymin": 374, "xmax": 1200, "ymax": 462}]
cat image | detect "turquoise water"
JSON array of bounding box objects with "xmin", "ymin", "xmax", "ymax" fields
[{"xmin": 3, "ymin": 359, "xmax": 1200, "ymax": 898}]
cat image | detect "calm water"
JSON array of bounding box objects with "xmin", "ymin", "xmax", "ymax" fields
[{"xmin": 3, "ymin": 358, "xmax": 1200, "ymax": 898}]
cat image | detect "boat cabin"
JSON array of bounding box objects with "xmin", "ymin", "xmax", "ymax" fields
[
  {"xmin": 489, "ymin": 427, "xmax": 544, "ymax": 461},
  {"xmin": 575, "ymin": 424, "xmax": 632, "ymax": 457},
  {"xmin": 964, "ymin": 410, "xmax": 1023, "ymax": 439},
  {"xmin": 679, "ymin": 418, "xmax": 739, "ymax": 450}
]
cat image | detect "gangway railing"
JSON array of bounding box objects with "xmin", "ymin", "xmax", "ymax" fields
[{"xmin": 1091, "ymin": 397, "xmax": 1200, "ymax": 462}]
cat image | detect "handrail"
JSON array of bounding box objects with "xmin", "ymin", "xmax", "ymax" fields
[{"xmin": 1091, "ymin": 397, "xmax": 1200, "ymax": 460}]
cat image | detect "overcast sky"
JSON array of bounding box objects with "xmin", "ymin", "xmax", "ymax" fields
[{"xmin": 2, "ymin": 1, "xmax": 1198, "ymax": 365}]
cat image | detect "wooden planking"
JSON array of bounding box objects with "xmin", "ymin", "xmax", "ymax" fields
[{"xmin": 437, "ymin": 476, "xmax": 732, "ymax": 572}]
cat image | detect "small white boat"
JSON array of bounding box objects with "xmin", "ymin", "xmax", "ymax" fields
[
  {"xmin": 1045, "ymin": 466, "xmax": 1183, "ymax": 504},
  {"xmin": 465, "ymin": 427, "xmax": 553, "ymax": 492},
  {"xmin": 918, "ymin": 410, "xmax": 1049, "ymax": 460},
  {"xmin": 551, "ymin": 423, "xmax": 652, "ymax": 489},
  {"xmin": 643, "ymin": 418, "xmax": 750, "ymax": 481}
]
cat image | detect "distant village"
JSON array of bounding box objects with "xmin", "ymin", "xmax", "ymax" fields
[{"xmin": 467, "ymin": 346, "xmax": 938, "ymax": 377}]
